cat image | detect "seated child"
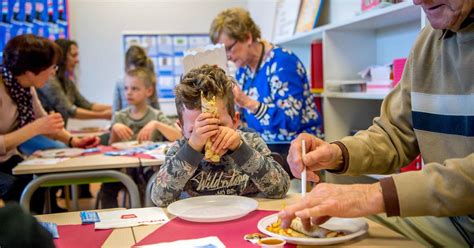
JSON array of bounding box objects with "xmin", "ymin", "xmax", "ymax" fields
[
  {"xmin": 109, "ymin": 68, "xmax": 181, "ymax": 144},
  {"xmin": 100, "ymin": 68, "xmax": 182, "ymax": 208},
  {"xmin": 151, "ymin": 65, "xmax": 290, "ymax": 207}
]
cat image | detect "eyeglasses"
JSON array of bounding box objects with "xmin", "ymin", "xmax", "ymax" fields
[{"xmin": 225, "ymin": 40, "xmax": 238, "ymax": 53}]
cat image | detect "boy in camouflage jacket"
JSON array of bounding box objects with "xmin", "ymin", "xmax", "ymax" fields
[{"xmin": 151, "ymin": 65, "xmax": 290, "ymax": 207}]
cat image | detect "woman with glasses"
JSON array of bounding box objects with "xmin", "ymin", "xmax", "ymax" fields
[
  {"xmin": 210, "ymin": 8, "xmax": 323, "ymax": 173},
  {"xmin": 210, "ymin": 8, "xmax": 323, "ymax": 143},
  {"xmin": 0, "ymin": 35, "xmax": 99, "ymax": 213},
  {"xmin": 37, "ymin": 39, "xmax": 112, "ymax": 123}
]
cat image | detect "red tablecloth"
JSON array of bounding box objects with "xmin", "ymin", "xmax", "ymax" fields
[
  {"xmin": 134, "ymin": 210, "xmax": 295, "ymax": 247},
  {"xmin": 54, "ymin": 224, "xmax": 113, "ymax": 248}
]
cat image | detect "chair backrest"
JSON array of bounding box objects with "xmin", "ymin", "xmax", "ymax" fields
[{"xmin": 270, "ymin": 152, "xmax": 294, "ymax": 180}]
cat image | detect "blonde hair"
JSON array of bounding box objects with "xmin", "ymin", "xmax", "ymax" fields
[
  {"xmin": 175, "ymin": 65, "xmax": 235, "ymax": 123},
  {"xmin": 209, "ymin": 7, "xmax": 261, "ymax": 44},
  {"xmin": 126, "ymin": 67, "xmax": 154, "ymax": 89}
]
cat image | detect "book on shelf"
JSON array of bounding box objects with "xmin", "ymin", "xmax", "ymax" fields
[
  {"xmin": 361, "ymin": 0, "xmax": 403, "ymax": 12},
  {"xmin": 295, "ymin": 0, "xmax": 324, "ymax": 34},
  {"xmin": 272, "ymin": 0, "xmax": 301, "ymax": 42},
  {"xmin": 310, "ymin": 41, "xmax": 323, "ymax": 93},
  {"xmin": 392, "ymin": 57, "xmax": 407, "ymax": 87}
]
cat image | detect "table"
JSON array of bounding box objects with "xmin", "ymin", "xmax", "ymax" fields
[
  {"xmin": 35, "ymin": 208, "xmax": 135, "ymax": 248},
  {"xmin": 13, "ymin": 154, "xmax": 163, "ymax": 212},
  {"xmin": 133, "ymin": 194, "xmax": 423, "ymax": 247}
]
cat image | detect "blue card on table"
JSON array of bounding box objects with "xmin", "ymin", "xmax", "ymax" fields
[{"xmin": 80, "ymin": 211, "xmax": 100, "ymax": 224}]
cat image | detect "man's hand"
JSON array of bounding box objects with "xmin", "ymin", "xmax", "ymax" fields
[
  {"xmin": 279, "ymin": 183, "xmax": 385, "ymax": 230},
  {"xmin": 188, "ymin": 113, "xmax": 220, "ymax": 152},
  {"xmin": 211, "ymin": 126, "xmax": 241, "ymax": 156},
  {"xmin": 31, "ymin": 113, "xmax": 64, "ymax": 135},
  {"xmin": 111, "ymin": 123, "xmax": 133, "ymax": 141},
  {"xmin": 287, "ymin": 133, "xmax": 343, "ymax": 182},
  {"xmin": 137, "ymin": 121, "xmax": 157, "ymax": 142}
]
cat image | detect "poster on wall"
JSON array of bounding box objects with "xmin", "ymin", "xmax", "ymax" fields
[
  {"xmin": 122, "ymin": 33, "xmax": 210, "ymax": 99},
  {"xmin": 0, "ymin": 0, "xmax": 69, "ymax": 61}
]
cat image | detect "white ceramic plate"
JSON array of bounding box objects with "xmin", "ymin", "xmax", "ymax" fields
[
  {"xmin": 111, "ymin": 141, "xmax": 154, "ymax": 150},
  {"xmin": 35, "ymin": 148, "xmax": 84, "ymax": 158},
  {"xmin": 258, "ymin": 214, "xmax": 368, "ymax": 245},
  {"xmin": 167, "ymin": 195, "xmax": 258, "ymax": 223}
]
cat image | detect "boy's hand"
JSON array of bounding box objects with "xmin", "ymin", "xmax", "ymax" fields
[
  {"xmin": 111, "ymin": 123, "xmax": 133, "ymax": 141},
  {"xmin": 212, "ymin": 126, "xmax": 241, "ymax": 156},
  {"xmin": 137, "ymin": 121, "xmax": 157, "ymax": 142},
  {"xmin": 188, "ymin": 113, "xmax": 220, "ymax": 152}
]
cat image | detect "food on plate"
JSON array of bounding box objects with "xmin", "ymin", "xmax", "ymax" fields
[
  {"xmin": 243, "ymin": 233, "xmax": 266, "ymax": 243},
  {"xmin": 266, "ymin": 217, "xmax": 344, "ymax": 238},
  {"xmin": 201, "ymin": 92, "xmax": 220, "ymax": 162}
]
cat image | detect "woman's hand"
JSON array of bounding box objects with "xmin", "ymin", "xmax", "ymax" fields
[
  {"xmin": 278, "ymin": 183, "xmax": 385, "ymax": 230},
  {"xmin": 100, "ymin": 109, "xmax": 113, "ymax": 120},
  {"xmin": 71, "ymin": 136, "xmax": 100, "ymax": 148},
  {"xmin": 31, "ymin": 113, "xmax": 64, "ymax": 135},
  {"xmin": 232, "ymin": 84, "xmax": 248, "ymax": 107},
  {"xmin": 137, "ymin": 121, "xmax": 157, "ymax": 143},
  {"xmin": 232, "ymin": 84, "xmax": 260, "ymax": 113},
  {"xmin": 111, "ymin": 123, "xmax": 133, "ymax": 141},
  {"xmin": 287, "ymin": 133, "xmax": 343, "ymax": 182}
]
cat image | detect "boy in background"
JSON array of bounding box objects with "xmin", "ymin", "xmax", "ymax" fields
[
  {"xmin": 151, "ymin": 65, "xmax": 290, "ymax": 207},
  {"xmin": 110, "ymin": 68, "xmax": 181, "ymax": 143},
  {"xmin": 101, "ymin": 68, "xmax": 182, "ymax": 208}
]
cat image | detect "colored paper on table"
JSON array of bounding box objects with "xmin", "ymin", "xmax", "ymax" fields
[
  {"xmin": 95, "ymin": 208, "xmax": 169, "ymax": 229},
  {"xmin": 19, "ymin": 158, "xmax": 70, "ymax": 166},
  {"xmin": 80, "ymin": 211, "xmax": 100, "ymax": 224},
  {"xmin": 54, "ymin": 224, "xmax": 113, "ymax": 248},
  {"xmin": 134, "ymin": 210, "xmax": 296, "ymax": 248}
]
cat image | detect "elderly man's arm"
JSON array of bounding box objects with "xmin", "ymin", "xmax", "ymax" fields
[{"xmin": 384, "ymin": 154, "xmax": 474, "ymax": 217}]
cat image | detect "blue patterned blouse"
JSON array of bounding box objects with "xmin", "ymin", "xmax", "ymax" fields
[{"xmin": 236, "ymin": 46, "xmax": 323, "ymax": 142}]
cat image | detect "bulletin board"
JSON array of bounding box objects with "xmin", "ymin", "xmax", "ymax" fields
[
  {"xmin": 122, "ymin": 33, "xmax": 211, "ymax": 99},
  {"xmin": 0, "ymin": 0, "xmax": 69, "ymax": 61}
]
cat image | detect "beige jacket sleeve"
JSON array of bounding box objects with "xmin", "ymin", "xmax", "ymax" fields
[{"xmin": 337, "ymin": 48, "xmax": 474, "ymax": 217}]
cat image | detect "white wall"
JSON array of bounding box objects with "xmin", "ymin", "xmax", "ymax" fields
[
  {"xmin": 70, "ymin": 0, "xmax": 360, "ymax": 107},
  {"xmin": 246, "ymin": 0, "xmax": 277, "ymax": 40},
  {"xmin": 69, "ymin": 0, "xmax": 246, "ymax": 106}
]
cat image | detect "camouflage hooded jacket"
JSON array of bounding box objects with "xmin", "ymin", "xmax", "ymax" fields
[{"xmin": 151, "ymin": 131, "xmax": 290, "ymax": 207}]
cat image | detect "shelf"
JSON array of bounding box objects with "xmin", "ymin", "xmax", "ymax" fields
[
  {"xmin": 275, "ymin": 1, "xmax": 420, "ymax": 46},
  {"xmin": 274, "ymin": 26, "xmax": 324, "ymax": 46},
  {"xmin": 322, "ymin": 91, "xmax": 387, "ymax": 100},
  {"xmin": 325, "ymin": 1, "xmax": 420, "ymax": 31}
]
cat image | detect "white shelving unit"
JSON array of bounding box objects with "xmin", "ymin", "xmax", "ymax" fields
[{"xmin": 275, "ymin": 2, "xmax": 424, "ymax": 142}]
